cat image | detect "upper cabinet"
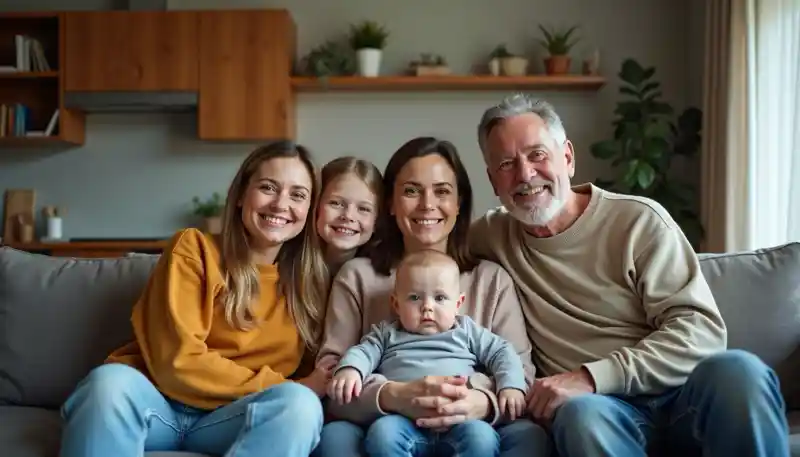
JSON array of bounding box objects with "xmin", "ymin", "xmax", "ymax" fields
[
  {"xmin": 64, "ymin": 12, "xmax": 198, "ymax": 92},
  {"xmin": 64, "ymin": 11, "xmax": 199, "ymax": 92},
  {"xmin": 197, "ymin": 11, "xmax": 295, "ymax": 141}
]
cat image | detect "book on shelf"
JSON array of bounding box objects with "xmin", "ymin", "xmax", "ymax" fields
[
  {"xmin": 0, "ymin": 106, "xmax": 59, "ymax": 138},
  {"xmin": 1, "ymin": 35, "xmax": 52, "ymax": 73}
]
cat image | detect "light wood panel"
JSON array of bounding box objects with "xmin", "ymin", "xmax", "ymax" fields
[
  {"xmin": 64, "ymin": 11, "xmax": 199, "ymax": 92},
  {"xmin": 197, "ymin": 10, "xmax": 295, "ymax": 141},
  {"xmin": 291, "ymin": 75, "xmax": 607, "ymax": 92}
]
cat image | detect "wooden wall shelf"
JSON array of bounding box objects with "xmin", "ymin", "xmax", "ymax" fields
[
  {"xmin": 0, "ymin": 12, "xmax": 85, "ymax": 148},
  {"xmin": 291, "ymin": 75, "xmax": 606, "ymax": 93}
]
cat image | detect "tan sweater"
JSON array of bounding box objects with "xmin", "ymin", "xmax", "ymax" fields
[
  {"xmin": 318, "ymin": 257, "xmax": 535, "ymax": 425},
  {"xmin": 469, "ymin": 183, "xmax": 727, "ymax": 396}
]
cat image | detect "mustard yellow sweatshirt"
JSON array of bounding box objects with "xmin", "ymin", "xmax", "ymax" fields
[{"xmin": 107, "ymin": 228, "xmax": 304, "ymax": 410}]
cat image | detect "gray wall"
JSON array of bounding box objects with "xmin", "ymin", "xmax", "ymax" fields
[{"xmin": 0, "ymin": 0, "xmax": 703, "ymax": 239}]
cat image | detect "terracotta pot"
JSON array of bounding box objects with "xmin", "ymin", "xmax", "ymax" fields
[
  {"xmin": 544, "ymin": 55, "xmax": 571, "ymax": 75},
  {"xmin": 205, "ymin": 216, "xmax": 222, "ymax": 235}
]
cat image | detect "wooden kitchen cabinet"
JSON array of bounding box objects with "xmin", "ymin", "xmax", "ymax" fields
[
  {"xmin": 64, "ymin": 11, "xmax": 199, "ymax": 92},
  {"xmin": 197, "ymin": 10, "xmax": 295, "ymax": 141}
]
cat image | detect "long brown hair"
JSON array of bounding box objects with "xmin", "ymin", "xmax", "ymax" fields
[
  {"xmin": 219, "ymin": 141, "xmax": 329, "ymax": 352},
  {"xmin": 320, "ymin": 156, "xmax": 384, "ymax": 257},
  {"xmin": 369, "ymin": 137, "xmax": 478, "ymax": 276}
]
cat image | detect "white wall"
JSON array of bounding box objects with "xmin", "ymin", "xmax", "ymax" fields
[{"xmin": 0, "ymin": 0, "xmax": 701, "ymax": 238}]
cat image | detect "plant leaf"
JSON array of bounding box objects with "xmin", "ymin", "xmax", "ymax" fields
[
  {"xmin": 636, "ymin": 161, "xmax": 656, "ymax": 189},
  {"xmin": 590, "ymin": 140, "xmax": 619, "ymax": 159}
]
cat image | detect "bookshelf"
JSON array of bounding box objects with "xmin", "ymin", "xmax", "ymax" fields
[{"xmin": 0, "ymin": 12, "xmax": 84, "ymax": 148}]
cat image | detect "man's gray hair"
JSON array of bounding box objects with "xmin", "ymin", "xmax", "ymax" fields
[{"xmin": 477, "ymin": 94, "xmax": 567, "ymax": 159}]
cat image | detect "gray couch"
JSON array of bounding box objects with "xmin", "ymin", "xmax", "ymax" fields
[{"xmin": 1, "ymin": 243, "xmax": 798, "ymax": 457}]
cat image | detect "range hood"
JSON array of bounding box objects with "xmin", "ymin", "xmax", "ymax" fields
[
  {"xmin": 63, "ymin": 91, "xmax": 198, "ymax": 113},
  {"xmin": 63, "ymin": 0, "xmax": 196, "ymax": 113}
]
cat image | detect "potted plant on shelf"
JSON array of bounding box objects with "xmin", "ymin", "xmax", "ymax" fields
[
  {"xmin": 348, "ymin": 20, "xmax": 389, "ymax": 77},
  {"xmin": 488, "ymin": 44, "xmax": 528, "ymax": 76},
  {"xmin": 300, "ymin": 38, "xmax": 356, "ymax": 78},
  {"xmin": 590, "ymin": 58, "xmax": 704, "ymax": 248},
  {"xmin": 409, "ymin": 53, "xmax": 450, "ymax": 76},
  {"xmin": 192, "ymin": 192, "xmax": 224, "ymax": 235},
  {"xmin": 538, "ymin": 24, "xmax": 579, "ymax": 75}
]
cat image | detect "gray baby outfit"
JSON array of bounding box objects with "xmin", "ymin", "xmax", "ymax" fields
[{"xmin": 336, "ymin": 315, "xmax": 527, "ymax": 392}]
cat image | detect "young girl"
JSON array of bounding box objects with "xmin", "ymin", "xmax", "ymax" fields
[
  {"xmin": 59, "ymin": 141, "xmax": 331, "ymax": 457},
  {"xmin": 316, "ymin": 156, "xmax": 383, "ymax": 277}
]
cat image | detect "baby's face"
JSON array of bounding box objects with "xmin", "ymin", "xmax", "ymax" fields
[{"xmin": 393, "ymin": 264, "xmax": 463, "ymax": 335}]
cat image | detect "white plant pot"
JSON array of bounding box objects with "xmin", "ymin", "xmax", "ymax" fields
[
  {"xmin": 488, "ymin": 58, "xmax": 501, "ymax": 76},
  {"xmin": 356, "ymin": 48, "xmax": 382, "ymax": 77}
]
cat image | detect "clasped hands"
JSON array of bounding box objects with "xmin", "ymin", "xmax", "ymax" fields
[{"xmin": 330, "ymin": 367, "xmax": 526, "ymax": 422}]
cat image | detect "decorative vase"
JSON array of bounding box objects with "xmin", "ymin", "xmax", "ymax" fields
[
  {"xmin": 356, "ymin": 48, "xmax": 382, "ymax": 77},
  {"xmin": 205, "ymin": 216, "xmax": 222, "ymax": 235},
  {"xmin": 488, "ymin": 58, "xmax": 501, "ymax": 76},
  {"xmin": 544, "ymin": 55, "xmax": 571, "ymax": 75},
  {"xmin": 501, "ymin": 56, "xmax": 528, "ymax": 76}
]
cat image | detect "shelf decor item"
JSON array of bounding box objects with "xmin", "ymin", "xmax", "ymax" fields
[
  {"xmin": 300, "ymin": 39, "xmax": 356, "ymax": 78},
  {"xmin": 408, "ymin": 53, "xmax": 450, "ymax": 76},
  {"xmin": 487, "ymin": 44, "xmax": 528, "ymax": 76},
  {"xmin": 348, "ymin": 20, "xmax": 389, "ymax": 77},
  {"xmin": 538, "ymin": 24, "xmax": 580, "ymax": 75},
  {"xmin": 191, "ymin": 192, "xmax": 225, "ymax": 235}
]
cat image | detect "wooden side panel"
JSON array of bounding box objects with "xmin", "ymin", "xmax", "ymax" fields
[
  {"xmin": 64, "ymin": 11, "xmax": 198, "ymax": 92},
  {"xmin": 197, "ymin": 10, "xmax": 295, "ymax": 141}
]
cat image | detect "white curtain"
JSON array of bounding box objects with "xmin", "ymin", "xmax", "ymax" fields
[{"xmin": 746, "ymin": 0, "xmax": 800, "ymax": 249}]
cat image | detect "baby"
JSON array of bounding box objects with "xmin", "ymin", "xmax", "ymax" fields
[{"xmin": 329, "ymin": 249, "xmax": 527, "ymax": 436}]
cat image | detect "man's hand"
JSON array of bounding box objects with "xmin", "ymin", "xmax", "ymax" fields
[
  {"xmin": 498, "ymin": 388, "xmax": 526, "ymax": 421},
  {"xmin": 527, "ymin": 368, "xmax": 595, "ymax": 421},
  {"xmin": 328, "ymin": 368, "xmax": 363, "ymax": 404}
]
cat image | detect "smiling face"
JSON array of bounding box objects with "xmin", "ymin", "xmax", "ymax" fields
[
  {"xmin": 316, "ymin": 172, "xmax": 378, "ymax": 256},
  {"xmin": 239, "ymin": 156, "xmax": 313, "ymax": 259},
  {"xmin": 484, "ymin": 112, "xmax": 575, "ymax": 227},
  {"xmin": 391, "ymin": 154, "xmax": 459, "ymax": 253},
  {"xmin": 392, "ymin": 253, "xmax": 463, "ymax": 335}
]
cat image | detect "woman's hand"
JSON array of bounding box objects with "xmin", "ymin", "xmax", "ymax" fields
[
  {"xmin": 378, "ymin": 375, "xmax": 491, "ymax": 428},
  {"xmin": 297, "ymin": 357, "xmax": 337, "ymax": 397}
]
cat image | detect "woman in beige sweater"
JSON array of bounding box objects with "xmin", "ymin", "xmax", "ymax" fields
[{"xmin": 312, "ymin": 137, "xmax": 551, "ymax": 457}]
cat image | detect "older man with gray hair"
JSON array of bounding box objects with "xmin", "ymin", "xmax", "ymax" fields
[{"xmin": 469, "ymin": 93, "xmax": 789, "ymax": 456}]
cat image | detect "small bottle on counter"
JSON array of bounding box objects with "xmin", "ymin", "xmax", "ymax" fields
[{"xmin": 42, "ymin": 206, "xmax": 65, "ymax": 241}]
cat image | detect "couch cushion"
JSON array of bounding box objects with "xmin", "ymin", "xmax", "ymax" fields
[
  {"xmin": 698, "ymin": 242, "xmax": 800, "ymax": 409},
  {"xmin": 0, "ymin": 248, "xmax": 159, "ymax": 408}
]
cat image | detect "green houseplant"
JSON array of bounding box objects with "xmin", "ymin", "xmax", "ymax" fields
[
  {"xmin": 300, "ymin": 39, "xmax": 356, "ymax": 78},
  {"xmin": 590, "ymin": 58, "xmax": 704, "ymax": 248},
  {"xmin": 192, "ymin": 192, "xmax": 224, "ymax": 234},
  {"xmin": 348, "ymin": 20, "xmax": 389, "ymax": 77},
  {"xmin": 538, "ymin": 24, "xmax": 579, "ymax": 75}
]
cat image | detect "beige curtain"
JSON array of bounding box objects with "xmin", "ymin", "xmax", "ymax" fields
[{"xmin": 700, "ymin": 0, "xmax": 752, "ymax": 253}]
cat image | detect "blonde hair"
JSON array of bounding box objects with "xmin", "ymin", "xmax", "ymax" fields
[
  {"xmin": 320, "ymin": 156, "xmax": 384, "ymax": 255},
  {"xmin": 219, "ymin": 141, "xmax": 329, "ymax": 352}
]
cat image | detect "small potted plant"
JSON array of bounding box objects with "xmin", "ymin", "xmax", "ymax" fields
[
  {"xmin": 409, "ymin": 53, "xmax": 450, "ymax": 76},
  {"xmin": 488, "ymin": 44, "xmax": 528, "ymax": 76},
  {"xmin": 538, "ymin": 24, "xmax": 580, "ymax": 75},
  {"xmin": 488, "ymin": 44, "xmax": 510, "ymax": 76},
  {"xmin": 192, "ymin": 192, "xmax": 224, "ymax": 234},
  {"xmin": 348, "ymin": 20, "xmax": 389, "ymax": 77}
]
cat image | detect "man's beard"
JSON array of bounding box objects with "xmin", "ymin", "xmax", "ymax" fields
[{"xmin": 501, "ymin": 179, "xmax": 566, "ymax": 227}]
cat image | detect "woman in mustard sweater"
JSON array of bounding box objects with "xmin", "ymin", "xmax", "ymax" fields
[{"xmin": 59, "ymin": 142, "xmax": 332, "ymax": 457}]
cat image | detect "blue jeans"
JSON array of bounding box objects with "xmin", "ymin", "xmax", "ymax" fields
[
  {"xmin": 551, "ymin": 350, "xmax": 789, "ymax": 457},
  {"xmin": 59, "ymin": 363, "xmax": 324, "ymax": 457},
  {"xmin": 313, "ymin": 416, "xmax": 550, "ymax": 457},
  {"xmin": 364, "ymin": 415, "xmax": 498, "ymax": 457}
]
